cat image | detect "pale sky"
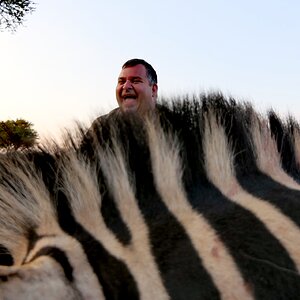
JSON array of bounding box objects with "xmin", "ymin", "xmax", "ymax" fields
[{"xmin": 0, "ymin": 0, "xmax": 299, "ymax": 142}]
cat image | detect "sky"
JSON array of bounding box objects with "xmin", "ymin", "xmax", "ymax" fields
[{"xmin": 0, "ymin": 0, "xmax": 299, "ymax": 142}]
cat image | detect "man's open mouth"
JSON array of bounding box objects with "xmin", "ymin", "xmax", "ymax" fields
[{"xmin": 123, "ymin": 95, "xmax": 137, "ymax": 101}]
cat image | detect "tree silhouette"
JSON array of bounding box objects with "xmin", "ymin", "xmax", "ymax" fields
[
  {"xmin": 0, "ymin": 0, "xmax": 35, "ymax": 31},
  {"xmin": 0, "ymin": 119, "xmax": 38, "ymax": 151}
]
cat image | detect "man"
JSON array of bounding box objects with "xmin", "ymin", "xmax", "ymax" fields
[
  {"xmin": 82, "ymin": 58, "xmax": 160, "ymax": 153},
  {"xmin": 115, "ymin": 58, "xmax": 158, "ymax": 116},
  {"xmin": 85, "ymin": 59, "xmax": 160, "ymax": 143},
  {"xmin": 92, "ymin": 58, "xmax": 158, "ymax": 127}
]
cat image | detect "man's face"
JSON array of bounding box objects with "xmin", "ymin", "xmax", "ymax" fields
[{"xmin": 116, "ymin": 64, "xmax": 158, "ymax": 115}]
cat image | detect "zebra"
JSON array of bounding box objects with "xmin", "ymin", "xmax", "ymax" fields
[{"xmin": 0, "ymin": 92, "xmax": 300, "ymax": 299}]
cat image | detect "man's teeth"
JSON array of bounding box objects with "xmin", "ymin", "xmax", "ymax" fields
[{"xmin": 124, "ymin": 97, "xmax": 136, "ymax": 101}]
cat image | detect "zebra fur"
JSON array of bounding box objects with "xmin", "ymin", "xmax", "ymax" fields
[{"xmin": 0, "ymin": 93, "xmax": 300, "ymax": 299}]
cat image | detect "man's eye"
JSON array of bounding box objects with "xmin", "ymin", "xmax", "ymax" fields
[{"xmin": 132, "ymin": 79, "xmax": 141, "ymax": 83}]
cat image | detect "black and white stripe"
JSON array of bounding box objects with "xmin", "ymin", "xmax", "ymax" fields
[{"xmin": 0, "ymin": 93, "xmax": 300, "ymax": 299}]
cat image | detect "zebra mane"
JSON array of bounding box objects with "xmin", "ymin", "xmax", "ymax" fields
[{"xmin": 1, "ymin": 92, "xmax": 300, "ymax": 299}]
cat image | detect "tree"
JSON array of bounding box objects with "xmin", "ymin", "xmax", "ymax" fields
[
  {"xmin": 0, "ymin": 119, "xmax": 38, "ymax": 151},
  {"xmin": 0, "ymin": 0, "xmax": 35, "ymax": 31}
]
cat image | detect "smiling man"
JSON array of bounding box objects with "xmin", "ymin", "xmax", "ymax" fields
[
  {"xmin": 116, "ymin": 59, "xmax": 158, "ymax": 115},
  {"xmin": 85, "ymin": 59, "xmax": 159, "ymax": 139}
]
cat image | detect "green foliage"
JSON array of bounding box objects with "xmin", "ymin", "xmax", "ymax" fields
[
  {"xmin": 0, "ymin": 119, "xmax": 38, "ymax": 151},
  {"xmin": 0, "ymin": 0, "xmax": 35, "ymax": 31}
]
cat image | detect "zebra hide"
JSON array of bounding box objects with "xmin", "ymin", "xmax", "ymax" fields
[{"xmin": 0, "ymin": 93, "xmax": 300, "ymax": 299}]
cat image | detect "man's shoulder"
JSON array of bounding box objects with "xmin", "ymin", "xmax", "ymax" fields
[
  {"xmin": 89, "ymin": 103, "xmax": 172, "ymax": 131},
  {"xmin": 84, "ymin": 107, "xmax": 120, "ymax": 139},
  {"xmin": 92, "ymin": 107, "xmax": 121, "ymax": 125},
  {"xmin": 91, "ymin": 108, "xmax": 122, "ymax": 129}
]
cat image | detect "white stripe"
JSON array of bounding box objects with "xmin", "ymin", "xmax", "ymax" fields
[
  {"xmin": 251, "ymin": 116, "xmax": 300, "ymax": 191},
  {"xmin": 292, "ymin": 129, "xmax": 300, "ymax": 168},
  {"xmin": 203, "ymin": 113, "xmax": 300, "ymax": 274},
  {"xmin": 146, "ymin": 120, "xmax": 254, "ymax": 300},
  {"xmin": 62, "ymin": 150, "xmax": 170, "ymax": 300}
]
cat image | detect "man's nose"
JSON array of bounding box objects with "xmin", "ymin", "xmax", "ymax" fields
[{"xmin": 123, "ymin": 80, "xmax": 133, "ymax": 90}]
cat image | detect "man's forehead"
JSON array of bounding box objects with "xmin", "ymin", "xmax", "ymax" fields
[{"xmin": 118, "ymin": 65, "xmax": 147, "ymax": 78}]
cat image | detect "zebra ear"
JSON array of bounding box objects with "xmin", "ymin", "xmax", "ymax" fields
[{"xmin": 0, "ymin": 258, "xmax": 79, "ymax": 299}]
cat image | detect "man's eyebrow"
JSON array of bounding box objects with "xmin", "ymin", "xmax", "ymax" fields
[
  {"xmin": 131, "ymin": 76, "xmax": 143, "ymax": 81},
  {"xmin": 118, "ymin": 76, "xmax": 143, "ymax": 80}
]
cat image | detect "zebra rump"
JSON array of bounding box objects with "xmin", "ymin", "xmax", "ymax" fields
[{"xmin": 0, "ymin": 93, "xmax": 300, "ymax": 299}]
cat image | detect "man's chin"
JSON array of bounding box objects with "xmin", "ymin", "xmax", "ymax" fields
[{"xmin": 121, "ymin": 103, "xmax": 138, "ymax": 113}]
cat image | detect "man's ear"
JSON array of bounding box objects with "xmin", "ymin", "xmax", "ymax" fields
[{"xmin": 152, "ymin": 84, "xmax": 158, "ymax": 99}]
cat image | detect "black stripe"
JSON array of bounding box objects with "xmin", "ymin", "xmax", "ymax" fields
[
  {"xmin": 212, "ymin": 96, "xmax": 300, "ymax": 228},
  {"xmin": 55, "ymin": 189, "xmax": 140, "ymax": 300},
  {"xmin": 164, "ymin": 98, "xmax": 300, "ymax": 299},
  {"xmin": 32, "ymin": 122, "xmax": 139, "ymax": 299},
  {"xmin": 24, "ymin": 230, "xmax": 57, "ymax": 265},
  {"xmin": 29, "ymin": 246, "xmax": 74, "ymax": 282},
  {"xmin": 26, "ymin": 229, "xmax": 40, "ymax": 257},
  {"xmin": 269, "ymin": 111, "xmax": 300, "ymax": 180},
  {"xmin": 0, "ymin": 244, "xmax": 13, "ymax": 266},
  {"xmin": 80, "ymin": 116, "xmax": 133, "ymax": 246},
  {"xmin": 100, "ymin": 169, "xmax": 132, "ymax": 246},
  {"xmin": 215, "ymin": 96, "xmax": 300, "ymax": 228},
  {"xmin": 238, "ymin": 172, "xmax": 300, "ymax": 228},
  {"xmin": 202, "ymin": 97, "xmax": 300, "ymax": 298},
  {"xmin": 186, "ymin": 182, "xmax": 300, "ymax": 300},
  {"xmin": 120, "ymin": 118, "xmax": 220, "ymax": 300}
]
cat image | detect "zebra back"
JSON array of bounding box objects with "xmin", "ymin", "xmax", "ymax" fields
[{"xmin": 1, "ymin": 93, "xmax": 300, "ymax": 299}]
